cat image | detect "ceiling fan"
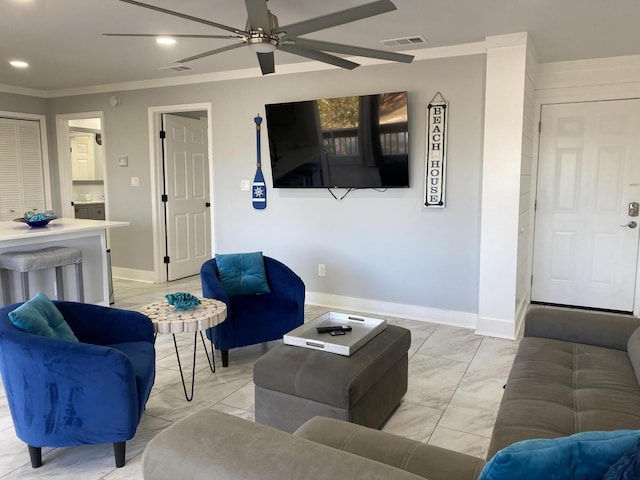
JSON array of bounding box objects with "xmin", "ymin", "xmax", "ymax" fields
[{"xmin": 104, "ymin": 0, "xmax": 414, "ymax": 75}]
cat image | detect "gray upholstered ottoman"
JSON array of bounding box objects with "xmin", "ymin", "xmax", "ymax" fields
[{"xmin": 254, "ymin": 324, "xmax": 411, "ymax": 433}]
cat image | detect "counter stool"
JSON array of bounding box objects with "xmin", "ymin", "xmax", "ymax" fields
[{"xmin": 0, "ymin": 247, "xmax": 84, "ymax": 304}]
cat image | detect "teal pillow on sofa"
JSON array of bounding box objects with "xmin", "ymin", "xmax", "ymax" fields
[
  {"xmin": 8, "ymin": 291, "xmax": 78, "ymax": 342},
  {"xmin": 215, "ymin": 252, "xmax": 271, "ymax": 296},
  {"xmin": 479, "ymin": 430, "xmax": 640, "ymax": 480}
]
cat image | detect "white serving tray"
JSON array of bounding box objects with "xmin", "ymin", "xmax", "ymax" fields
[{"xmin": 284, "ymin": 311, "xmax": 387, "ymax": 356}]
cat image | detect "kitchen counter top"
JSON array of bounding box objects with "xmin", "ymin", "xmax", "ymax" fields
[
  {"xmin": 73, "ymin": 201, "xmax": 105, "ymax": 205},
  {"xmin": 0, "ymin": 218, "xmax": 127, "ymax": 243}
]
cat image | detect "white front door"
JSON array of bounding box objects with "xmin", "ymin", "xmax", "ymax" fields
[
  {"xmin": 532, "ymin": 100, "xmax": 640, "ymax": 311},
  {"xmin": 163, "ymin": 114, "xmax": 211, "ymax": 281}
]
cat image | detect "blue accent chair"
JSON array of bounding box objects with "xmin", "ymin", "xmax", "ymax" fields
[
  {"xmin": 0, "ymin": 301, "xmax": 155, "ymax": 468},
  {"xmin": 200, "ymin": 256, "xmax": 305, "ymax": 367}
]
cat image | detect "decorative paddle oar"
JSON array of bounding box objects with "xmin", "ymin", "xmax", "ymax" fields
[{"xmin": 252, "ymin": 114, "xmax": 267, "ymax": 210}]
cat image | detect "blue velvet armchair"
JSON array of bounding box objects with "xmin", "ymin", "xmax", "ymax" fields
[
  {"xmin": 0, "ymin": 301, "xmax": 155, "ymax": 468},
  {"xmin": 200, "ymin": 256, "xmax": 305, "ymax": 367}
]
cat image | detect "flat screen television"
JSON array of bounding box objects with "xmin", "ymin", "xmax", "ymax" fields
[{"xmin": 265, "ymin": 91, "xmax": 409, "ymax": 189}]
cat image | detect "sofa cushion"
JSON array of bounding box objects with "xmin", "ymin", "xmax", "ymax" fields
[
  {"xmin": 480, "ymin": 430, "xmax": 640, "ymax": 480},
  {"xmin": 488, "ymin": 337, "xmax": 640, "ymax": 458},
  {"xmin": 627, "ymin": 327, "xmax": 640, "ymax": 386},
  {"xmin": 215, "ymin": 252, "xmax": 271, "ymax": 296},
  {"xmin": 8, "ymin": 291, "xmax": 78, "ymax": 342}
]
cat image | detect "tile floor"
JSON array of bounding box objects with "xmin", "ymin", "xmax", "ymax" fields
[{"xmin": 0, "ymin": 276, "xmax": 519, "ymax": 479}]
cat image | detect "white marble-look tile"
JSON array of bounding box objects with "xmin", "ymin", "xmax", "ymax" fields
[
  {"xmin": 416, "ymin": 324, "xmax": 483, "ymax": 363},
  {"xmin": 0, "ymin": 426, "xmax": 43, "ymax": 476},
  {"xmin": 220, "ymin": 381, "xmax": 255, "ymax": 412},
  {"xmin": 437, "ymin": 373, "xmax": 506, "ymax": 438},
  {"xmin": 382, "ymin": 401, "xmax": 442, "ymax": 443},
  {"xmin": 404, "ymin": 354, "xmax": 468, "ymax": 410},
  {"xmin": 428, "ymin": 426, "xmax": 491, "ymax": 460},
  {"xmin": 467, "ymin": 337, "xmax": 519, "ymax": 382},
  {"xmin": 0, "ymin": 396, "xmax": 15, "ymax": 433},
  {"xmin": 103, "ymin": 453, "xmax": 143, "ymax": 480},
  {"xmin": 389, "ymin": 318, "xmax": 438, "ymax": 359}
]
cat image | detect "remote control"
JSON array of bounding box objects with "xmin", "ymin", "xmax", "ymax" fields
[
  {"xmin": 330, "ymin": 330, "xmax": 346, "ymax": 336},
  {"xmin": 317, "ymin": 325, "xmax": 352, "ymax": 334}
]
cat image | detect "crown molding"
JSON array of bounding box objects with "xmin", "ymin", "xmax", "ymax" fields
[
  {"xmin": 0, "ymin": 82, "xmax": 48, "ymax": 98},
  {"xmin": 0, "ymin": 41, "xmax": 488, "ymax": 99}
]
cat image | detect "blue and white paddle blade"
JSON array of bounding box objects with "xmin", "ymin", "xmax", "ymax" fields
[
  {"xmin": 253, "ymin": 114, "xmax": 267, "ymax": 210},
  {"xmin": 252, "ymin": 167, "xmax": 267, "ymax": 209}
]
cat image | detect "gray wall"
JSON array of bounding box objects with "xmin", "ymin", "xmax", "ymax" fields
[{"xmin": 41, "ymin": 54, "xmax": 485, "ymax": 313}]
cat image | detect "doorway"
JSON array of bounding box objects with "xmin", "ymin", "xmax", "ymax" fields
[
  {"xmin": 148, "ymin": 103, "xmax": 215, "ymax": 283},
  {"xmin": 56, "ymin": 112, "xmax": 107, "ymax": 220},
  {"xmin": 531, "ymin": 99, "xmax": 640, "ymax": 312}
]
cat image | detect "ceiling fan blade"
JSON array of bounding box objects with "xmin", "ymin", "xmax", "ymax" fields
[
  {"xmin": 103, "ymin": 33, "xmax": 244, "ymax": 40},
  {"xmin": 118, "ymin": 0, "xmax": 248, "ymax": 36},
  {"xmin": 275, "ymin": 0, "xmax": 396, "ymax": 38},
  {"xmin": 176, "ymin": 42, "xmax": 247, "ymax": 63},
  {"xmin": 278, "ymin": 44, "xmax": 359, "ymax": 70},
  {"xmin": 245, "ymin": 0, "xmax": 272, "ymax": 34},
  {"xmin": 257, "ymin": 52, "xmax": 275, "ymax": 75},
  {"xmin": 291, "ymin": 38, "xmax": 414, "ymax": 63}
]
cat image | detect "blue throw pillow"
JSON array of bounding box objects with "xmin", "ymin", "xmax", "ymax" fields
[
  {"xmin": 215, "ymin": 252, "xmax": 271, "ymax": 296},
  {"xmin": 8, "ymin": 291, "xmax": 78, "ymax": 342},
  {"xmin": 479, "ymin": 430, "xmax": 640, "ymax": 480},
  {"xmin": 604, "ymin": 440, "xmax": 640, "ymax": 480}
]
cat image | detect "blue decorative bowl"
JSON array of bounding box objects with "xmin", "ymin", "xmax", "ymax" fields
[{"xmin": 14, "ymin": 216, "xmax": 57, "ymax": 228}]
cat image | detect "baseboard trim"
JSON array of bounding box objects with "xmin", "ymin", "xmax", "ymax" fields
[
  {"xmin": 305, "ymin": 291, "xmax": 477, "ymax": 330},
  {"xmin": 475, "ymin": 315, "xmax": 517, "ymax": 340},
  {"xmin": 111, "ymin": 267, "xmax": 155, "ymax": 283}
]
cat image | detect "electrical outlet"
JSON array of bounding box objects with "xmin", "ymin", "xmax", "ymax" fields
[
  {"xmin": 318, "ymin": 263, "xmax": 326, "ymax": 277},
  {"xmin": 131, "ymin": 177, "xmax": 139, "ymax": 187},
  {"xmin": 241, "ymin": 180, "xmax": 250, "ymax": 191}
]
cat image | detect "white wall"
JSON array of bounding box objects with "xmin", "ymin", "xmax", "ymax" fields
[{"xmin": 46, "ymin": 55, "xmax": 486, "ymax": 321}]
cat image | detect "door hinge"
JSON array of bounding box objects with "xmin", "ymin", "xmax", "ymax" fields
[
  {"xmin": 159, "ymin": 130, "xmax": 166, "ymax": 139},
  {"xmin": 163, "ymin": 256, "xmax": 170, "ymax": 264},
  {"xmin": 205, "ymin": 202, "xmax": 211, "ymax": 207},
  {"xmin": 538, "ymin": 121, "xmax": 541, "ymax": 133},
  {"xmin": 161, "ymin": 194, "xmax": 168, "ymax": 202},
  {"xmin": 534, "ymin": 199, "xmax": 537, "ymax": 211}
]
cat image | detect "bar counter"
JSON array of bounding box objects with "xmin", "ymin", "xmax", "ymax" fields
[{"xmin": 0, "ymin": 218, "xmax": 129, "ymax": 307}]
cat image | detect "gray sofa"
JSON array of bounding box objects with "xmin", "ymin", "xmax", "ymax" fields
[{"xmin": 142, "ymin": 307, "xmax": 640, "ymax": 480}]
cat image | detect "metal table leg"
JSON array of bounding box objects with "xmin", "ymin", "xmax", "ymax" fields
[{"xmin": 172, "ymin": 331, "xmax": 216, "ymax": 401}]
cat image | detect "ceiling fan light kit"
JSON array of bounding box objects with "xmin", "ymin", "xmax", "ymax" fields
[
  {"xmin": 247, "ymin": 34, "xmax": 278, "ymax": 54},
  {"xmin": 106, "ymin": 0, "xmax": 414, "ymax": 75}
]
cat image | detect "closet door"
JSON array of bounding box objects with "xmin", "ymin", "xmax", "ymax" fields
[{"xmin": 0, "ymin": 118, "xmax": 45, "ymax": 221}]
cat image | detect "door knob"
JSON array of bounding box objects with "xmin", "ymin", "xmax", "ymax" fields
[{"xmin": 620, "ymin": 221, "xmax": 638, "ymax": 229}]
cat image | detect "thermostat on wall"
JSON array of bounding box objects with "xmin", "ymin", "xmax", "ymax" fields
[
  {"xmin": 109, "ymin": 95, "xmax": 120, "ymax": 107},
  {"xmin": 118, "ymin": 156, "xmax": 128, "ymax": 166}
]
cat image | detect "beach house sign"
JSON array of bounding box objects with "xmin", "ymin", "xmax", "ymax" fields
[{"xmin": 424, "ymin": 93, "xmax": 448, "ymax": 208}]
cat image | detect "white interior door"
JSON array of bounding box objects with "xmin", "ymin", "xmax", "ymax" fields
[
  {"xmin": 163, "ymin": 114, "xmax": 211, "ymax": 281},
  {"xmin": 70, "ymin": 134, "xmax": 94, "ymax": 180},
  {"xmin": 532, "ymin": 100, "xmax": 640, "ymax": 311}
]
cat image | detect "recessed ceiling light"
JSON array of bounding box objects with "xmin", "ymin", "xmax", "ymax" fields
[
  {"xmin": 10, "ymin": 60, "xmax": 29, "ymax": 68},
  {"xmin": 156, "ymin": 37, "xmax": 176, "ymax": 46}
]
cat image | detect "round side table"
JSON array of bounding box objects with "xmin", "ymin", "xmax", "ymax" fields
[{"xmin": 138, "ymin": 298, "xmax": 227, "ymax": 401}]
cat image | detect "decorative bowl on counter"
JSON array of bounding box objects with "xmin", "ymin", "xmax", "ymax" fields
[{"xmin": 14, "ymin": 210, "xmax": 58, "ymax": 228}]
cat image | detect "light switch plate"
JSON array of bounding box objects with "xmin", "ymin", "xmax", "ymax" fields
[
  {"xmin": 131, "ymin": 177, "xmax": 139, "ymax": 187},
  {"xmin": 118, "ymin": 156, "xmax": 128, "ymax": 166},
  {"xmin": 240, "ymin": 180, "xmax": 250, "ymax": 191}
]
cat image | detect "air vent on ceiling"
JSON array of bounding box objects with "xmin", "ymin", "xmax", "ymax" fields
[
  {"xmin": 158, "ymin": 64, "xmax": 192, "ymax": 72},
  {"xmin": 380, "ymin": 35, "xmax": 427, "ymax": 48}
]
